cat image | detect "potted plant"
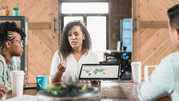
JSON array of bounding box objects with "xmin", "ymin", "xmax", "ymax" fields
[
  {"xmin": 1, "ymin": 6, "xmax": 10, "ymax": 16},
  {"xmin": 12, "ymin": 6, "xmax": 19, "ymax": 16}
]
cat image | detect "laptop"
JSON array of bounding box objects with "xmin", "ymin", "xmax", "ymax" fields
[{"xmin": 79, "ymin": 64, "xmax": 120, "ymax": 80}]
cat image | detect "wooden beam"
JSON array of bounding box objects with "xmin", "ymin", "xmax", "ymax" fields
[
  {"xmin": 140, "ymin": 21, "xmax": 168, "ymax": 28},
  {"xmin": 132, "ymin": 0, "xmax": 140, "ymax": 61},
  {"xmin": 16, "ymin": 22, "xmax": 51, "ymax": 30},
  {"xmin": 28, "ymin": 22, "xmax": 51, "ymax": 30},
  {"xmin": 51, "ymin": 0, "xmax": 60, "ymax": 54}
]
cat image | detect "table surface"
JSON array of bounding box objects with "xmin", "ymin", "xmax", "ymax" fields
[{"xmin": 6, "ymin": 80, "xmax": 170, "ymax": 101}]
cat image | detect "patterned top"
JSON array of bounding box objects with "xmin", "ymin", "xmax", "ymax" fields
[{"xmin": 0, "ymin": 55, "xmax": 20, "ymax": 90}]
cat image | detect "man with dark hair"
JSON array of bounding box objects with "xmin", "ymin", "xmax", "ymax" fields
[
  {"xmin": 0, "ymin": 21, "xmax": 26, "ymax": 96},
  {"xmin": 137, "ymin": 4, "xmax": 179, "ymax": 101}
]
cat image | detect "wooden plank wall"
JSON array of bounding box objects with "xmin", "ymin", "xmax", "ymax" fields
[
  {"xmin": 0, "ymin": 0, "xmax": 132, "ymax": 83},
  {"xmin": 3, "ymin": 0, "xmax": 178, "ymax": 82},
  {"xmin": 0, "ymin": 0, "xmax": 59, "ymax": 83},
  {"xmin": 132, "ymin": 0, "xmax": 179, "ymax": 80}
]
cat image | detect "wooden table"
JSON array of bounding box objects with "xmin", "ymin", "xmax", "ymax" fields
[{"xmin": 6, "ymin": 80, "xmax": 170, "ymax": 101}]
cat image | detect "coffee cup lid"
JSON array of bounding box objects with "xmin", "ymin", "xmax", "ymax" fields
[
  {"xmin": 11, "ymin": 70, "xmax": 24, "ymax": 76},
  {"xmin": 131, "ymin": 61, "xmax": 141, "ymax": 65}
]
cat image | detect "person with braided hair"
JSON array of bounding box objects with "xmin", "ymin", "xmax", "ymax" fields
[{"xmin": 0, "ymin": 21, "xmax": 26, "ymax": 91}]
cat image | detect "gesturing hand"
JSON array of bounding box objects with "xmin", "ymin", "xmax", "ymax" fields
[{"xmin": 58, "ymin": 61, "xmax": 67, "ymax": 73}]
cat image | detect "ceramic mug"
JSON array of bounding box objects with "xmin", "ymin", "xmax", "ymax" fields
[{"xmin": 36, "ymin": 76, "xmax": 48, "ymax": 89}]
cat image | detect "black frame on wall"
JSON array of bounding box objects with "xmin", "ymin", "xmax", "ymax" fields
[{"xmin": 0, "ymin": 16, "xmax": 26, "ymax": 71}]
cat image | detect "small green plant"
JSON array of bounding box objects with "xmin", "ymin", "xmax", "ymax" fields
[
  {"xmin": 44, "ymin": 83, "xmax": 91, "ymax": 95},
  {"xmin": 13, "ymin": 6, "xmax": 18, "ymax": 10}
]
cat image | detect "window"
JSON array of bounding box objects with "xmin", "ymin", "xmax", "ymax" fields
[
  {"xmin": 62, "ymin": 2, "xmax": 108, "ymax": 14},
  {"xmin": 61, "ymin": 2, "xmax": 109, "ymax": 53},
  {"xmin": 120, "ymin": 18, "xmax": 132, "ymax": 52}
]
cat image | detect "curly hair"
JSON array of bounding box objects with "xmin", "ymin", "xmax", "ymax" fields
[
  {"xmin": 0, "ymin": 21, "xmax": 26, "ymax": 50},
  {"xmin": 59, "ymin": 21, "xmax": 92, "ymax": 59},
  {"xmin": 167, "ymin": 4, "xmax": 179, "ymax": 30}
]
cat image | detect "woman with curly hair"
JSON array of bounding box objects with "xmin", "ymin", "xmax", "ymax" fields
[
  {"xmin": 50, "ymin": 21, "xmax": 99, "ymax": 82},
  {"xmin": 0, "ymin": 21, "xmax": 26, "ymax": 91}
]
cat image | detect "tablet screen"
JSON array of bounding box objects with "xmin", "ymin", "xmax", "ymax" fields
[{"xmin": 79, "ymin": 64, "xmax": 120, "ymax": 80}]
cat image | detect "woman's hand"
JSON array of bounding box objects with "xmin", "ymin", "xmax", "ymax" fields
[
  {"xmin": 51, "ymin": 61, "xmax": 67, "ymax": 82},
  {"xmin": 58, "ymin": 61, "xmax": 67, "ymax": 73},
  {"xmin": 0, "ymin": 84, "xmax": 8, "ymax": 100}
]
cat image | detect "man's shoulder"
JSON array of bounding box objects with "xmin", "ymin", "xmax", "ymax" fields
[
  {"xmin": 160, "ymin": 51, "xmax": 179, "ymax": 67},
  {"xmin": 165, "ymin": 51, "xmax": 179, "ymax": 60}
]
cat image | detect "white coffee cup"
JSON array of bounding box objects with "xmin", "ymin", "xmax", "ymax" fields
[
  {"xmin": 11, "ymin": 70, "xmax": 24, "ymax": 97},
  {"xmin": 131, "ymin": 62, "xmax": 141, "ymax": 82}
]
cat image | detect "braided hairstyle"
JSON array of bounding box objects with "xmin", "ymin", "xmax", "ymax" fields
[{"xmin": 0, "ymin": 21, "xmax": 26, "ymax": 50}]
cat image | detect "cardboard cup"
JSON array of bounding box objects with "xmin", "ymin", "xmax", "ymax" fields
[
  {"xmin": 11, "ymin": 70, "xmax": 24, "ymax": 97},
  {"xmin": 131, "ymin": 62, "xmax": 141, "ymax": 82}
]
